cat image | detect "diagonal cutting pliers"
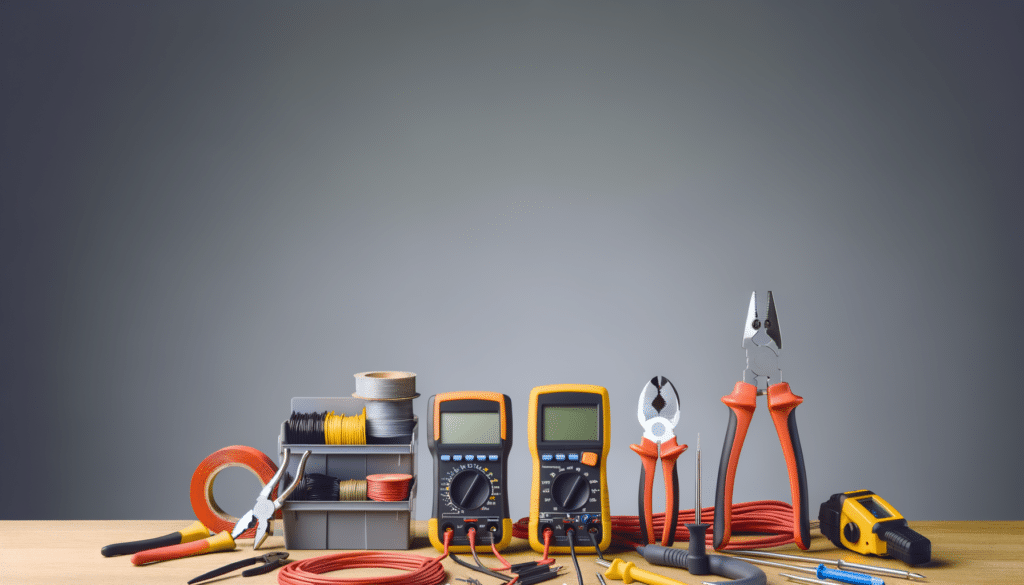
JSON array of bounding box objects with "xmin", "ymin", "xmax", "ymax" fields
[
  {"xmin": 713, "ymin": 291, "xmax": 810, "ymax": 550},
  {"xmin": 631, "ymin": 376, "xmax": 688, "ymax": 546},
  {"xmin": 188, "ymin": 552, "xmax": 290, "ymax": 584}
]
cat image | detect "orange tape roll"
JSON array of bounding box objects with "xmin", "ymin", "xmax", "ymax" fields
[{"xmin": 189, "ymin": 445, "xmax": 279, "ymax": 539}]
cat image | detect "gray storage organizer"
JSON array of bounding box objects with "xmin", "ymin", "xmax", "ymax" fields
[{"xmin": 277, "ymin": 397, "xmax": 417, "ymax": 550}]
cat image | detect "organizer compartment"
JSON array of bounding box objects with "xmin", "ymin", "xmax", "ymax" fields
[{"xmin": 278, "ymin": 397, "xmax": 417, "ymax": 550}]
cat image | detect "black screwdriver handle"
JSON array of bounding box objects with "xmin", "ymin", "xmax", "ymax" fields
[
  {"xmin": 637, "ymin": 544, "xmax": 766, "ymax": 585},
  {"xmin": 101, "ymin": 532, "xmax": 182, "ymax": 557}
]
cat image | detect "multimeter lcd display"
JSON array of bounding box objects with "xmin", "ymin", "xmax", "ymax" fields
[
  {"xmin": 440, "ymin": 412, "xmax": 501, "ymax": 444},
  {"xmin": 542, "ymin": 406, "xmax": 599, "ymax": 441},
  {"xmin": 858, "ymin": 496, "xmax": 893, "ymax": 519}
]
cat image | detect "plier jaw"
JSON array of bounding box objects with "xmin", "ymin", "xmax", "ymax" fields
[
  {"xmin": 742, "ymin": 291, "xmax": 783, "ymax": 393},
  {"xmin": 632, "ymin": 376, "xmax": 688, "ymax": 547},
  {"xmin": 637, "ymin": 375, "xmax": 681, "ymax": 443}
]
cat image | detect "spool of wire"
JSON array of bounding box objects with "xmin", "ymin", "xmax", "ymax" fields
[
  {"xmin": 298, "ymin": 473, "xmax": 341, "ymax": 501},
  {"xmin": 354, "ymin": 371, "xmax": 418, "ymax": 444},
  {"xmin": 286, "ymin": 410, "xmax": 367, "ymax": 445},
  {"xmin": 338, "ymin": 479, "xmax": 368, "ymax": 501},
  {"xmin": 366, "ymin": 473, "xmax": 413, "ymax": 502}
]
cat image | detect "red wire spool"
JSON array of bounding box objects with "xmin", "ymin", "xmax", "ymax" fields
[{"xmin": 365, "ymin": 473, "xmax": 413, "ymax": 502}]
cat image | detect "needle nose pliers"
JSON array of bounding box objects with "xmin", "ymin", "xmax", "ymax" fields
[
  {"xmin": 632, "ymin": 376, "xmax": 688, "ymax": 546},
  {"xmin": 713, "ymin": 291, "xmax": 810, "ymax": 550},
  {"xmin": 188, "ymin": 552, "xmax": 290, "ymax": 584}
]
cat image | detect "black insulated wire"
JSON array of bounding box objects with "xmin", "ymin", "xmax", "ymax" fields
[
  {"xmin": 565, "ymin": 528, "xmax": 584, "ymax": 585},
  {"xmin": 588, "ymin": 528, "xmax": 605, "ymax": 561}
]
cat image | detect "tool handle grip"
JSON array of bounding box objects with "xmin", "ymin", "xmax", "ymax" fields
[
  {"xmin": 766, "ymin": 382, "xmax": 811, "ymax": 550},
  {"xmin": 101, "ymin": 520, "xmax": 209, "ymax": 557},
  {"xmin": 130, "ymin": 531, "xmax": 235, "ymax": 565},
  {"xmin": 630, "ymin": 439, "xmax": 659, "ymax": 545},
  {"xmin": 877, "ymin": 521, "xmax": 931, "ymax": 566},
  {"xmin": 637, "ymin": 545, "xmax": 766, "ymax": 585},
  {"xmin": 713, "ymin": 381, "xmax": 757, "ymax": 549},
  {"xmin": 817, "ymin": 564, "xmax": 885, "ymax": 585},
  {"xmin": 102, "ymin": 532, "xmax": 182, "ymax": 557}
]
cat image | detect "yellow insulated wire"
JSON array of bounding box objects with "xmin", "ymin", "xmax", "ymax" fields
[{"xmin": 325, "ymin": 409, "xmax": 367, "ymax": 445}]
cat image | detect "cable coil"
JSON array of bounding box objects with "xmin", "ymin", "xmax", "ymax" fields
[{"xmin": 286, "ymin": 410, "xmax": 366, "ymax": 445}]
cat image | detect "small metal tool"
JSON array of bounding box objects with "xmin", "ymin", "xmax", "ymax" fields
[
  {"xmin": 731, "ymin": 557, "xmax": 884, "ymax": 585},
  {"xmin": 779, "ymin": 573, "xmax": 836, "ymax": 585},
  {"xmin": 737, "ymin": 550, "xmax": 925, "ymax": 580}
]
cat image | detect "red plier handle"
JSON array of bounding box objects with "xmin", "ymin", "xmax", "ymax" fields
[
  {"xmin": 713, "ymin": 381, "xmax": 810, "ymax": 550},
  {"xmin": 631, "ymin": 436, "xmax": 687, "ymax": 546}
]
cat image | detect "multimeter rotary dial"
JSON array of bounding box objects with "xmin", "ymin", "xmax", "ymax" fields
[
  {"xmin": 446, "ymin": 467, "xmax": 493, "ymax": 511},
  {"xmin": 551, "ymin": 470, "xmax": 591, "ymax": 511}
]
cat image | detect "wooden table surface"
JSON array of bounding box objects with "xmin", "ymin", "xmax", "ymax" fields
[{"xmin": 1, "ymin": 520, "xmax": 1021, "ymax": 585}]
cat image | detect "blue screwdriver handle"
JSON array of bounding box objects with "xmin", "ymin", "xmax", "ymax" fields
[{"xmin": 817, "ymin": 564, "xmax": 885, "ymax": 585}]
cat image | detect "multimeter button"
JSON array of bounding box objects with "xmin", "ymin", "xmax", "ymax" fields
[
  {"xmin": 568, "ymin": 453, "xmax": 580, "ymax": 461},
  {"xmin": 555, "ymin": 453, "xmax": 566, "ymax": 461},
  {"xmin": 476, "ymin": 455, "xmax": 486, "ymax": 460},
  {"xmin": 453, "ymin": 455, "xmax": 464, "ymax": 461},
  {"xmin": 541, "ymin": 454, "xmax": 554, "ymax": 461},
  {"xmin": 440, "ymin": 455, "xmax": 451, "ymax": 462},
  {"xmin": 488, "ymin": 455, "xmax": 499, "ymax": 461},
  {"xmin": 465, "ymin": 455, "xmax": 475, "ymax": 461},
  {"xmin": 581, "ymin": 452, "xmax": 598, "ymax": 466}
]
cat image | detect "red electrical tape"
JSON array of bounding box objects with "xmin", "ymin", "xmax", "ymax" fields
[
  {"xmin": 365, "ymin": 473, "xmax": 412, "ymax": 502},
  {"xmin": 189, "ymin": 445, "xmax": 279, "ymax": 539}
]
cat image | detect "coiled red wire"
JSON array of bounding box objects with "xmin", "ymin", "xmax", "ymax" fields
[
  {"xmin": 277, "ymin": 531, "xmax": 451, "ymax": 585},
  {"xmin": 513, "ymin": 500, "xmax": 797, "ymax": 551}
]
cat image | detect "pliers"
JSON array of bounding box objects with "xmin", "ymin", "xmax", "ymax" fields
[
  {"xmin": 130, "ymin": 449, "xmax": 311, "ymax": 565},
  {"xmin": 188, "ymin": 552, "xmax": 290, "ymax": 584},
  {"xmin": 713, "ymin": 291, "xmax": 810, "ymax": 550},
  {"xmin": 232, "ymin": 448, "xmax": 311, "ymax": 550},
  {"xmin": 631, "ymin": 376, "xmax": 688, "ymax": 546}
]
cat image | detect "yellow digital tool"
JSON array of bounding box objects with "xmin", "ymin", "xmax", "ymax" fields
[
  {"xmin": 819, "ymin": 489, "xmax": 931, "ymax": 566},
  {"xmin": 427, "ymin": 391, "xmax": 514, "ymax": 553},
  {"xmin": 528, "ymin": 384, "xmax": 612, "ymax": 554}
]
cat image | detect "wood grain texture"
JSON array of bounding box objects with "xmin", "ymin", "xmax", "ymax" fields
[{"xmin": 0, "ymin": 520, "xmax": 1020, "ymax": 584}]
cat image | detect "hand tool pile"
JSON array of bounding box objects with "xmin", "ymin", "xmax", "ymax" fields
[{"xmin": 100, "ymin": 292, "xmax": 931, "ymax": 585}]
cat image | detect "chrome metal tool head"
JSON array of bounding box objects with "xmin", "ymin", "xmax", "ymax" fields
[
  {"xmin": 637, "ymin": 375, "xmax": 681, "ymax": 443},
  {"xmin": 232, "ymin": 449, "xmax": 311, "ymax": 549},
  {"xmin": 742, "ymin": 290, "xmax": 782, "ymax": 392}
]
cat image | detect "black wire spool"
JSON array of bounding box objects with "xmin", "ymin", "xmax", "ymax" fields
[
  {"xmin": 298, "ymin": 473, "xmax": 340, "ymax": 501},
  {"xmin": 286, "ymin": 411, "xmax": 327, "ymax": 444}
]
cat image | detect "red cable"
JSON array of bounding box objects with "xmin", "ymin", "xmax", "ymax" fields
[
  {"xmin": 277, "ymin": 530, "xmax": 451, "ymax": 585},
  {"xmin": 512, "ymin": 500, "xmax": 797, "ymax": 551}
]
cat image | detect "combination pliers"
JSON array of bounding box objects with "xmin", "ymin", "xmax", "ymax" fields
[
  {"xmin": 713, "ymin": 291, "xmax": 810, "ymax": 550},
  {"xmin": 631, "ymin": 376, "xmax": 688, "ymax": 546}
]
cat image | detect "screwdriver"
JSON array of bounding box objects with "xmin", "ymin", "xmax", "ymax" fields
[
  {"xmin": 729, "ymin": 557, "xmax": 885, "ymax": 585},
  {"xmin": 735, "ymin": 550, "xmax": 925, "ymax": 580}
]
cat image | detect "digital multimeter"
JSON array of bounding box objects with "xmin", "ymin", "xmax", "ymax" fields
[
  {"xmin": 819, "ymin": 490, "xmax": 931, "ymax": 566},
  {"xmin": 427, "ymin": 391, "xmax": 514, "ymax": 553},
  {"xmin": 528, "ymin": 384, "xmax": 612, "ymax": 554}
]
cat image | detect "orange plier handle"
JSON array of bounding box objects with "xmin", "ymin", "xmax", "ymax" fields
[
  {"xmin": 630, "ymin": 436, "xmax": 688, "ymax": 546},
  {"xmin": 713, "ymin": 381, "xmax": 810, "ymax": 550}
]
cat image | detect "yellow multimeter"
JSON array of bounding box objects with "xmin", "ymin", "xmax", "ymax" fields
[
  {"xmin": 819, "ymin": 490, "xmax": 932, "ymax": 566},
  {"xmin": 528, "ymin": 384, "xmax": 612, "ymax": 554},
  {"xmin": 427, "ymin": 391, "xmax": 514, "ymax": 553}
]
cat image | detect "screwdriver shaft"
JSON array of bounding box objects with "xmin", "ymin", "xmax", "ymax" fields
[{"xmin": 737, "ymin": 550, "xmax": 924, "ymax": 580}]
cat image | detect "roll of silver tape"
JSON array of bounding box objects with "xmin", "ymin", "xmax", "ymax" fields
[{"xmin": 353, "ymin": 371, "xmax": 418, "ymax": 400}]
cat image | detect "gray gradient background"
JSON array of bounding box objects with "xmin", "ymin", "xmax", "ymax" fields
[{"xmin": 3, "ymin": 1, "xmax": 1023, "ymax": 523}]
